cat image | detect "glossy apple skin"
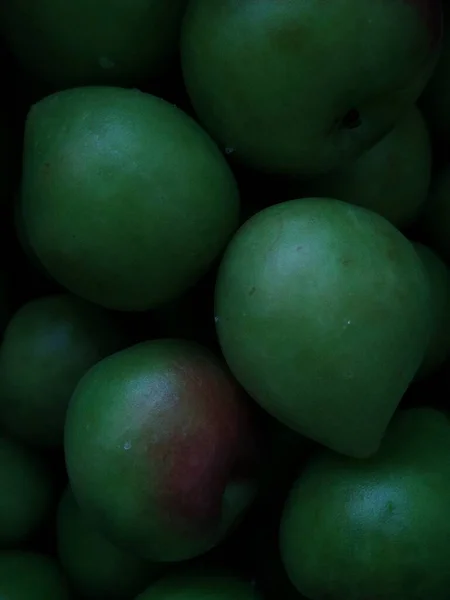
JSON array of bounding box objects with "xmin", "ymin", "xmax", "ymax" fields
[
  {"xmin": 181, "ymin": 0, "xmax": 442, "ymax": 176},
  {"xmin": 65, "ymin": 339, "xmax": 260, "ymax": 562},
  {"xmin": 215, "ymin": 199, "xmax": 431, "ymax": 457}
]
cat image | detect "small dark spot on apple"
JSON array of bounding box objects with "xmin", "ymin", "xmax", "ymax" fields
[
  {"xmin": 341, "ymin": 258, "xmax": 352, "ymax": 267},
  {"xmin": 341, "ymin": 109, "xmax": 362, "ymax": 130},
  {"xmin": 387, "ymin": 247, "xmax": 397, "ymax": 262},
  {"xmin": 249, "ymin": 287, "xmax": 256, "ymax": 296},
  {"xmin": 296, "ymin": 246, "xmax": 303, "ymax": 252}
]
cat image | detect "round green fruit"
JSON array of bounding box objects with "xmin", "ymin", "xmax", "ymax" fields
[
  {"xmin": 280, "ymin": 407, "xmax": 450, "ymax": 600},
  {"xmin": 0, "ymin": 0, "xmax": 187, "ymax": 88},
  {"xmin": 57, "ymin": 486, "xmax": 161, "ymax": 599},
  {"xmin": 302, "ymin": 106, "xmax": 431, "ymax": 228},
  {"xmin": 0, "ymin": 436, "xmax": 54, "ymax": 545},
  {"xmin": 65, "ymin": 339, "xmax": 259, "ymax": 561},
  {"xmin": 0, "ymin": 293, "xmax": 124, "ymax": 446},
  {"xmin": 137, "ymin": 573, "xmax": 260, "ymax": 600},
  {"xmin": 20, "ymin": 86, "xmax": 240, "ymax": 310},
  {"xmin": 181, "ymin": 0, "xmax": 441, "ymax": 176},
  {"xmin": 0, "ymin": 551, "xmax": 70, "ymax": 600},
  {"xmin": 215, "ymin": 198, "xmax": 431, "ymax": 457}
]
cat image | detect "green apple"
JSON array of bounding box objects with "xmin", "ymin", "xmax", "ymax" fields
[
  {"xmin": 181, "ymin": 0, "xmax": 442, "ymax": 176},
  {"xmin": 280, "ymin": 407, "xmax": 450, "ymax": 600},
  {"xmin": 65, "ymin": 339, "xmax": 260, "ymax": 562},
  {"xmin": 215, "ymin": 198, "xmax": 431, "ymax": 457},
  {"xmin": 301, "ymin": 106, "xmax": 431, "ymax": 228},
  {"xmin": 0, "ymin": 0, "xmax": 187, "ymax": 89},
  {"xmin": 136, "ymin": 572, "xmax": 260, "ymax": 600},
  {"xmin": 57, "ymin": 486, "xmax": 161, "ymax": 599},
  {"xmin": 423, "ymin": 165, "xmax": 450, "ymax": 262},
  {"xmin": 19, "ymin": 86, "xmax": 240, "ymax": 310},
  {"xmin": 0, "ymin": 436, "xmax": 54, "ymax": 545},
  {"xmin": 413, "ymin": 242, "xmax": 450, "ymax": 378},
  {"xmin": 0, "ymin": 293, "xmax": 124, "ymax": 446},
  {"xmin": 0, "ymin": 551, "xmax": 70, "ymax": 600}
]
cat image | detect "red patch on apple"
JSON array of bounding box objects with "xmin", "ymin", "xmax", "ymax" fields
[
  {"xmin": 404, "ymin": 0, "xmax": 443, "ymax": 47},
  {"xmin": 155, "ymin": 356, "xmax": 259, "ymax": 530}
]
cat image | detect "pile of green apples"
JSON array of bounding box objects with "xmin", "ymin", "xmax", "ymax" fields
[{"xmin": 1, "ymin": 0, "xmax": 450, "ymax": 598}]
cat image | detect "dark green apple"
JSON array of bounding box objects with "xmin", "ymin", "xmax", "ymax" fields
[
  {"xmin": 181, "ymin": 0, "xmax": 442, "ymax": 176},
  {"xmin": 0, "ymin": 551, "xmax": 70, "ymax": 600},
  {"xmin": 414, "ymin": 242, "xmax": 450, "ymax": 378},
  {"xmin": 0, "ymin": 0, "xmax": 187, "ymax": 88},
  {"xmin": 0, "ymin": 293, "xmax": 124, "ymax": 446},
  {"xmin": 215, "ymin": 199, "xmax": 431, "ymax": 457},
  {"xmin": 302, "ymin": 106, "xmax": 431, "ymax": 228},
  {"xmin": 20, "ymin": 86, "xmax": 240, "ymax": 310},
  {"xmin": 65, "ymin": 339, "xmax": 260, "ymax": 562},
  {"xmin": 0, "ymin": 436, "xmax": 54, "ymax": 546},
  {"xmin": 57, "ymin": 486, "xmax": 161, "ymax": 599},
  {"xmin": 280, "ymin": 407, "xmax": 450, "ymax": 600}
]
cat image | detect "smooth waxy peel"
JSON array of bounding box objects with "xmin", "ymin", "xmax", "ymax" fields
[
  {"xmin": 280, "ymin": 408, "xmax": 450, "ymax": 600},
  {"xmin": 181, "ymin": 0, "xmax": 442, "ymax": 176},
  {"xmin": 215, "ymin": 198, "xmax": 431, "ymax": 457},
  {"xmin": 0, "ymin": 293, "xmax": 124, "ymax": 446},
  {"xmin": 57, "ymin": 487, "xmax": 161, "ymax": 599},
  {"xmin": 20, "ymin": 86, "xmax": 240, "ymax": 311},
  {"xmin": 302, "ymin": 105, "xmax": 432, "ymax": 227},
  {"xmin": 65, "ymin": 339, "xmax": 260, "ymax": 562}
]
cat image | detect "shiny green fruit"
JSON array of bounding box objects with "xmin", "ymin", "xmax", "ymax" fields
[
  {"xmin": 414, "ymin": 243, "xmax": 450, "ymax": 378},
  {"xmin": 303, "ymin": 106, "xmax": 431, "ymax": 227},
  {"xmin": 215, "ymin": 198, "xmax": 431, "ymax": 457},
  {"xmin": 0, "ymin": 436, "xmax": 54, "ymax": 546},
  {"xmin": 280, "ymin": 407, "xmax": 450, "ymax": 600},
  {"xmin": 136, "ymin": 573, "xmax": 261, "ymax": 600},
  {"xmin": 65, "ymin": 339, "xmax": 259, "ymax": 561},
  {"xmin": 0, "ymin": 293, "xmax": 124, "ymax": 446},
  {"xmin": 20, "ymin": 86, "xmax": 240, "ymax": 310},
  {"xmin": 0, "ymin": 0, "xmax": 187, "ymax": 88},
  {"xmin": 57, "ymin": 487, "xmax": 161, "ymax": 599},
  {"xmin": 0, "ymin": 551, "xmax": 70, "ymax": 600},
  {"xmin": 181, "ymin": 0, "xmax": 441, "ymax": 176}
]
